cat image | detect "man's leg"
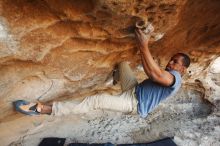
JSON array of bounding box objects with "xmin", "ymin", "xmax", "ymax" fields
[
  {"xmin": 52, "ymin": 88, "xmax": 137, "ymax": 116},
  {"xmin": 118, "ymin": 61, "xmax": 138, "ymax": 92},
  {"xmin": 39, "ymin": 91, "xmax": 138, "ymax": 116}
]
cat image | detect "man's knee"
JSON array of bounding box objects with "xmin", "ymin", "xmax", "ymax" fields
[{"xmin": 119, "ymin": 61, "xmax": 130, "ymax": 67}]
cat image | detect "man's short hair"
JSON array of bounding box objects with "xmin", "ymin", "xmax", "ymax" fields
[{"xmin": 176, "ymin": 53, "xmax": 191, "ymax": 68}]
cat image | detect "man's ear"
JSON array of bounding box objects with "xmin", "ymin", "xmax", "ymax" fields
[{"xmin": 182, "ymin": 67, "xmax": 187, "ymax": 74}]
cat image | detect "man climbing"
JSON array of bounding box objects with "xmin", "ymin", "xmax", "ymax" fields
[{"xmin": 14, "ymin": 25, "xmax": 190, "ymax": 118}]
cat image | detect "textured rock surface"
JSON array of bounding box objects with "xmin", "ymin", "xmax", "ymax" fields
[{"xmin": 0, "ymin": 0, "xmax": 220, "ymax": 146}]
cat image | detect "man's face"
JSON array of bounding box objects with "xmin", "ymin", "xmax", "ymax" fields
[{"xmin": 166, "ymin": 55, "xmax": 186, "ymax": 74}]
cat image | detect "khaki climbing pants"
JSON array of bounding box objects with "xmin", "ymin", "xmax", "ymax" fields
[{"xmin": 52, "ymin": 62, "xmax": 139, "ymax": 116}]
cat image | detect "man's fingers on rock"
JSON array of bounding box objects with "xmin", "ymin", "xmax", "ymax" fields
[
  {"xmin": 135, "ymin": 31, "xmax": 143, "ymax": 41},
  {"xmin": 137, "ymin": 30, "xmax": 146, "ymax": 41},
  {"xmin": 135, "ymin": 29, "xmax": 140, "ymax": 36},
  {"xmin": 135, "ymin": 28, "xmax": 141, "ymax": 34},
  {"xmin": 137, "ymin": 28, "xmax": 144, "ymax": 35}
]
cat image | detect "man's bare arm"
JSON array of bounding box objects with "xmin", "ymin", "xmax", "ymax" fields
[{"xmin": 135, "ymin": 28, "xmax": 174, "ymax": 86}]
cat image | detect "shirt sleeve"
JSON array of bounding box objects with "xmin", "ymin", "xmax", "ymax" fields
[{"xmin": 169, "ymin": 70, "xmax": 182, "ymax": 89}]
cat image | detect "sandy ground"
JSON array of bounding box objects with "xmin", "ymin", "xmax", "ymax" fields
[{"xmin": 1, "ymin": 87, "xmax": 220, "ymax": 146}]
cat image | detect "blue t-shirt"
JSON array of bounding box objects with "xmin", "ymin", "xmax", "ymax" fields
[{"xmin": 135, "ymin": 70, "xmax": 182, "ymax": 118}]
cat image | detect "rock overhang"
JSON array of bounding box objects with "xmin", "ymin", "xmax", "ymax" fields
[{"xmin": 0, "ymin": 0, "xmax": 220, "ymax": 146}]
